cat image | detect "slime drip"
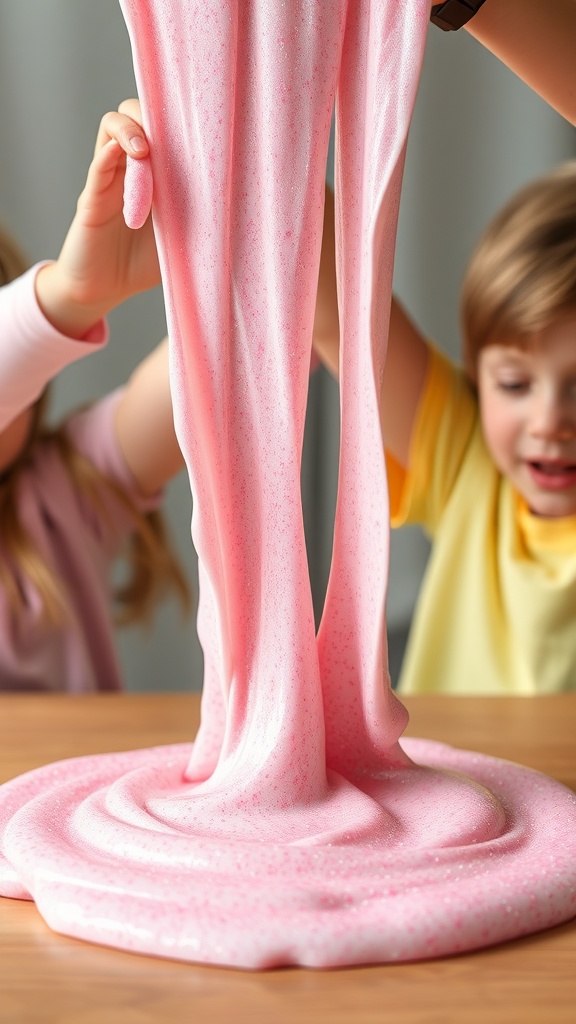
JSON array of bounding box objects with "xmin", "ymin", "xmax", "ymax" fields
[{"xmin": 1, "ymin": 0, "xmax": 576, "ymax": 968}]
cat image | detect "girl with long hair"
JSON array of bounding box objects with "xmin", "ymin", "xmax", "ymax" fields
[{"xmin": 0, "ymin": 102, "xmax": 189, "ymax": 691}]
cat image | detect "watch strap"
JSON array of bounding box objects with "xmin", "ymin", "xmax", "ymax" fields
[{"xmin": 430, "ymin": 0, "xmax": 488, "ymax": 31}]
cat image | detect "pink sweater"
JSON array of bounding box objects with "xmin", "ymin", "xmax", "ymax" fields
[{"xmin": 0, "ymin": 266, "xmax": 158, "ymax": 692}]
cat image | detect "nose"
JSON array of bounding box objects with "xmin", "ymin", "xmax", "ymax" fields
[{"xmin": 529, "ymin": 390, "xmax": 576, "ymax": 441}]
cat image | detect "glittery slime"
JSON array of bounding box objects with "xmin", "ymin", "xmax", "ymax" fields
[{"xmin": 1, "ymin": 0, "xmax": 576, "ymax": 969}]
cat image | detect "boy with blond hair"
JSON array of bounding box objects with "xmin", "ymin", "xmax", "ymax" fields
[{"xmin": 314, "ymin": 163, "xmax": 576, "ymax": 694}]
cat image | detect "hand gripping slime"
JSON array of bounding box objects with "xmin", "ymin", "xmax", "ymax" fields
[{"xmin": 1, "ymin": 1, "xmax": 576, "ymax": 968}]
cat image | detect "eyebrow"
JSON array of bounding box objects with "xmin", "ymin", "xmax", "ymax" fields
[{"xmin": 485, "ymin": 348, "xmax": 531, "ymax": 366}]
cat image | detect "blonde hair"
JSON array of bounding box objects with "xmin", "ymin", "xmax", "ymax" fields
[
  {"xmin": 460, "ymin": 161, "xmax": 576, "ymax": 384},
  {"xmin": 0, "ymin": 223, "xmax": 190, "ymax": 626}
]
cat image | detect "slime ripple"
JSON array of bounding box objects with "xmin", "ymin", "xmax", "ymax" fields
[
  {"xmin": 2, "ymin": 0, "xmax": 576, "ymax": 970},
  {"xmin": 1, "ymin": 738, "xmax": 575, "ymax": 967}
]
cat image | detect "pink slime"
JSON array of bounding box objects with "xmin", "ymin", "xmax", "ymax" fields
[
  {"xmin": 1, "ymin": 0, "xmax": 576, "ymax": 968},
  {"xmin": 123, "ymin": 154, "xmax": 153, "ymax": 230}
]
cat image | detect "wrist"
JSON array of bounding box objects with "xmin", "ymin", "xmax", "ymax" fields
[
  {"xmin": 34, "ymin": 263, "xmax": 109, "ymax": 341},
  {"xmin": 430, "ymin": 0, "xmax": 488, "ymax": 31}
]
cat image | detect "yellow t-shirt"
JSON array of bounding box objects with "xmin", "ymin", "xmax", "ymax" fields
[{"xmin": 388, "ymin": 346, "xmax": 576, "ymax": 695}]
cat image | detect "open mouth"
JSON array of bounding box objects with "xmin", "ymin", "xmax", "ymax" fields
[{"xmin": 527, "ymin": 460, "xmax": 576, "ymax": 490}]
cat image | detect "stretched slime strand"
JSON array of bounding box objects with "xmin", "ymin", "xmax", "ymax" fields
[
  {"xmin": 127, "ymin": 0, "xmax": 344, "ymax": 822},
  {"xmin": 0, "ymin": 0, "xmax": 575, "ymax": 968},
  {"xmin": 318, "ymin": 0, "xmax": 424, "ymax": 771}
]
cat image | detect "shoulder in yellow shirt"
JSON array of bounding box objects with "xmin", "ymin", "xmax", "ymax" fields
[{"xmin": 390, "ymin": 346, "xmax": 576, "ymax": 695}]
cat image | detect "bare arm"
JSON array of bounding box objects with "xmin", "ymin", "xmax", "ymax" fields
[
  {"xmin": 114, "ymin": 337, "xmax": 184, "ymax": 497},
  {"xmin": 313, "ymin": 189, "xmax": 429, "ymax": 469},
  {"xmin": 37, "ymin": 102, "xmax": 183, "ymax": 495},
  {"xmin": 311, "ymin": 187, "xmax": 339, "ymax": 378},
  {"xmin": 466, "ymin": 0, "xmax": 576, "ymax": 125},
  {"xmin": 381, "ymin": 298, "xmax": 429, "ymax": 468}
]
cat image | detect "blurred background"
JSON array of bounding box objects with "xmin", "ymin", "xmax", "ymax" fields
[{"xmin": 0, "ymin": 1, "xmax": 574, "ymax": 691}]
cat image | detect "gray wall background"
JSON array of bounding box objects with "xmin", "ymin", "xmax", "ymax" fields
[{"xmin": 0, "ymin": 2, "xmax": 574, "ymax": 691}]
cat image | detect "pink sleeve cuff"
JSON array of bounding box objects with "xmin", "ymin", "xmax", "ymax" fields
[{"xmin": 0, "ymin": 263, "xmax": 109, "ymax": 432}]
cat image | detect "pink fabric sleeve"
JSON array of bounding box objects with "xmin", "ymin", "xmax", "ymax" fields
[
  {"xmin": 0, "ymin": 264, "xmax": 108, "ymax": 433},
  {"xmin": 64, "ymin": 390, "xmax": 162, "ymax": 558},
  {"xmin": 66, "ymin": 390, "xmax": 162, "ymax": 511}
]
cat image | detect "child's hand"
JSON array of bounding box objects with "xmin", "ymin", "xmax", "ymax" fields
[{"xmin": 35, "ymin": 99, "xmax": 161, "ymax": 339}]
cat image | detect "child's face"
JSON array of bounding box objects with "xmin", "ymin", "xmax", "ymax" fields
[{"xmin": 478, "ymin": 311, "xmax": 576, "ymax": 518}]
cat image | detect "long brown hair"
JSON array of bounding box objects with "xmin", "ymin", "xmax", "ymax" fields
[{"xmin": 0, "ymin": 222, "xmax": 190, "ymax": 625}]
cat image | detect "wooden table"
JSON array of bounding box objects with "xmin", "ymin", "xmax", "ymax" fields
[{"xmin": 1, "ymin": 694, "xmax": 575, "ymax": 1024}]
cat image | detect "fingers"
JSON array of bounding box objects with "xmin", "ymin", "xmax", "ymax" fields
[
  {"xmin": 94, "ymin": 100, "xmax": 147, "ymax": 161},
  {"xmin": 118, "ymin": 98, "xmax": 143, "ymax": 125}
]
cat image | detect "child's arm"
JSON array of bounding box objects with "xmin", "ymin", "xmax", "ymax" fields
[
  {"xmin": 114, "ymin": 337, "xmax": 184, "ymax": 497},
  {"xmin": 465, "ymin": 0, "xmax": 576, "ymax": 126},
  {"xmin": 0, "ymin": 100, "xmax": 157, "ymax": 441},
  {"xmin": 313, "ymin": 188, "xmax": 429, "ymax": 469},
  {"xmin": 6, "ymin": 101, "xmax": 183, "ymax": 496},
  {"xmin": 85, "ymin": 101, "xmax": 183, "ymax": 497}
]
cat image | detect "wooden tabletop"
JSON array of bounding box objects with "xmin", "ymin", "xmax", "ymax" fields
[{"xmin": 1, "ymin": 693, "xmax": 575, "ymax": 1024}]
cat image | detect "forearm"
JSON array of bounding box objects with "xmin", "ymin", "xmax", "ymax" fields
[
  {"xmin": 114, "ymin": 338, "xmax": 184, "ymax": 496},
  {"xmin": 381, "ymin": 297, "xmax": 429, "ymax": 468},
  {"xmin": 466, "ymin": 0, "xmax": 576, "ymax": 125},
  {"xmin": 312, "ymin": 187, "xmax": 340, "ymax": 378},
  {"xmin": 311, "ymin": 189, "xmax": 428, "ymax": 466}
]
